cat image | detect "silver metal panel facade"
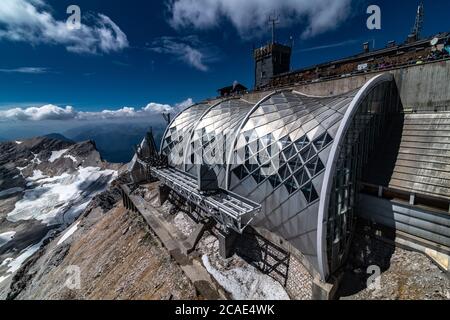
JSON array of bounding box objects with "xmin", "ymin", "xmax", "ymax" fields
[
  {"xmin": 160, "ymin": 73, "xmax": 399, "ymax": 281},
  {"xmin": 160, "ymin": 103, "xmax": 210, "ymax": 170},
  {"xmin": 226, "ymin": 90, "xmax": 357, "ymax": 275},
  {"xmin": 185, "ymin": 99, "xmax": 253, "ymax": 188}
]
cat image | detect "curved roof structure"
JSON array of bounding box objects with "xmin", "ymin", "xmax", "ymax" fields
[
  {"xmin": 160, "ymin": 73, "xmax": 400, "ymax": 280},
  {"xmin": 161, "ymin": 102, "xmax": 211, "ymax": 170}
]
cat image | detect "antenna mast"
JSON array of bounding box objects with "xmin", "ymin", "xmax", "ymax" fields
[
  {"xmin": 411, "ymin": 2, "xmax": 424, "ymax": 40},
  {"xmin": 268, "ymin": 14, "xmax": 280, "ymax": 44}
]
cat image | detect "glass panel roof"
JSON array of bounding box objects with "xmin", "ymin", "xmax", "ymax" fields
[{"xmin": 161, "ymin": 103, "xmax": 211, "ymax": 170}]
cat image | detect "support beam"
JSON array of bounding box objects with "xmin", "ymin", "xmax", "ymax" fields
[
  {"xmin": 378, "ymin": 186, "xmax": 383, "ymax": 198},
  {"xmin": 311, "ymin": 274, "xmax": 341, "ymax": 300},
  {"xmin": 409, "ymin": 193, "xmax": 416, "ymax": 206},
  {"xmin": 217, "ymin": 229, "xmax": 238, "ymax": 259},
  {"xmin": 182, "ymin": 219, "xmax": 215, "ymax": 255},
  {"xmin": 158, "ymin": 185, "xmax": 170, "ymax": 206}
]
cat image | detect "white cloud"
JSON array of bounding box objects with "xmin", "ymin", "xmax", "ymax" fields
[
  {"xmin": 0, "ymin": 98, "xmax": 195, "ymax": 121},
  {"xmin": 0, "ymin": 67, "xmax": 49, "ymax": 74},
  {"xmin": 0, "ymin": 0, "xmax": 129, "ymax": 54},
  {"xmin": 143, "ymin": 103, "xmax": 172, "ymax": 113},
  {"xmin": 167, "ymin": 0, "xmax": 352, "ymax": 39},
  {"xmin": 174, "ymin": 98, "xmax": 194, "ymax": 112},
  {"xmin": 0, "ymin": 105, "xmax": 76, "ymax": 121},
  {"xmin": 149, "ymin": 36, "xmax": 218, "ymax": 71}
]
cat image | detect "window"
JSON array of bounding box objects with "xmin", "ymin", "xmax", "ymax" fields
[
  {"xmin": 283, "ymin": 145, "xmax": 296, "ymax": 161},
  {"xmin": 258, "ymin": 150, "xmax": 271, "ymax": 168},
  {"xmin": 288, "ymin": 155, "xmax": 302, "ymax": 173},
  {"xmin": 306, "ymin": 156, "xmax": 325, "ymax": 177},
  {"xmin": 294, "ymin": 135, "xmax": 310, "ymax": 152},
  {"xmin": 268, "ymin": 174, "xmax": 282, "ymax": 188},
  {"xmin": 285, "ymin": 177, "xmax": 298, "ymax": 195},
  {"xmin": 233, "ymin": 165, "xmax": 248, "ymax": 180},
  {"xmin": 252, "ymin": 169, "xmax": 265, "ymax": 184},
  {"xmin": 279, "ymin": 136, "xmax": 292, "ymax": 150},
  {"xmin": 300, "ymin": 145, "xmax": 315, "ymax": 162},
  {"xmin": 301, "ymin": 182, "xmax": 319, "ymax": 203},
  {"xmin": 278, "ymin": 165, "xmax": 290, "ymax": 180},
  {"xmin": 294, "ymin": 168, "xmax": 309, "ymax": 187},
  {"xmin": 245, "ymin": 161, "xmax": 258, "ymax": 174},
  {"xmin": 313, "ymin": 132, "xmax": 333, "ymax": 151}
]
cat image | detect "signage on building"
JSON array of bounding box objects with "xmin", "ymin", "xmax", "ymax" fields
[{"xmin": 358, "ymin": 63, "xmax": 369, "ymax": 71}]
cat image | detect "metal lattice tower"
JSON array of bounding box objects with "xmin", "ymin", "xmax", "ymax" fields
[
  {"xmin": 268, "ymin": 15, "xmax": 280, "ymax": 44},
  {"xmin": 411, "ymin": 2, "xmax": 424, "ymax": 40}
]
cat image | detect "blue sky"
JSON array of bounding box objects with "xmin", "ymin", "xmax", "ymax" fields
[{"xmin": 0, "ymin": 0, "xmax": 448, "ymax": 117}]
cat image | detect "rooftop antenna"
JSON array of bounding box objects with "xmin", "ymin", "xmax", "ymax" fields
[
  {"xmin": 411, "ymin": 2, "xmax": 424, "ymax": 40},
  {"xmin": 268, "ymin": 14, "xmax": 280, "ymax": 44}
]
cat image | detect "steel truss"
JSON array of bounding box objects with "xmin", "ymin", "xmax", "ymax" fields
[{"xmin": 150, "ymin": 166, "xmax": 261, "ymax": 234}]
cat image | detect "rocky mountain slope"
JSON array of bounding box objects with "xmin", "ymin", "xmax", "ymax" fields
[
  {"xmin": 6, "ymin": 198, "xmax": 197, "ymax": 300},
  {"xmin": 0, "ymin": 137, "xmax": 119, "ymax": 294}
]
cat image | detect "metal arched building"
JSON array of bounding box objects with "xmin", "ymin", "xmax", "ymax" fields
[{"xmin": 160, "ymin": 73, "xmax": 401, "ymax": 281}]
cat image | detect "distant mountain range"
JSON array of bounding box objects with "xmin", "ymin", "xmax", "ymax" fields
[
  {"xmin": 43, "ymin": 133, "xmax": 74, "ymax": 143},
  {"xmin": 0, "ymin": 123, "xmax": 167, "ymax": 164},
  {"xmin": 63, "ymin": 123, "xmax": 166, "ymax": 163}
]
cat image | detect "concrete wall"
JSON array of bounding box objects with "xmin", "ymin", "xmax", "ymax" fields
[{"xmin": 242, "ymin": 59, "xmax": 450, "ymax": 111}]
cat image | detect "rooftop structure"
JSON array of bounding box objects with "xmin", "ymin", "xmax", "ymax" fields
[
  {"xmin": 268, "ymin": 32, "xmax": 450, "ymax": 90},
  {"xmin": 254, "ymin": 43, "xmax": 292, "ymax": 89},
  {"xmin": 217, "ymin": 82, "xmax": 248, "ymax": 97},
  {"xmin": 154, "ymin": 73, "xmax": 400, "ymax": 280}
]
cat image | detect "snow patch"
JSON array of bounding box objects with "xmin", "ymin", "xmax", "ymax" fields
[
  {"xmin": 64, "ymin": 154, "xmax": 77, "ymax": 163},
  {"xmin": 15, "ymin": 141, "xmax": 22, "ymax": 145},
  {"xmin": 1, "ymin": 258, "xmax": 13, "ymax": 267},
  {"xmin": 7, "ymin": 167, "xmax": 117, "ymax": 224},
  {"xmin": 0, "ymin": 231, "xmax": 16, "ymax": 247},
  {"xmin": 28, "ymin": 170, "xmax": 48, "ymax": 181},
  {"xmin": 57, "ymin": 222, "xmax": 79, "ymax": 245},
  {"xmin": 49, "ymin": 149, "xmax": 69, "ymax": 163},
  {"xmin": 173, "ymin": 213, "xmax": 195, "ymax": 237},
  {"xmin": 0, "ymin": 240, "xmax": 43, "ymax": 284},
  {"xmin": 202, "ymin": 255, "xmax": 290, "ymax": 300},
  {"xmin": 31, "ymin": 152, "xmax": 42, "ymax": 164},
  {"xmin": 0, "ymin": 187, "xmax": 24, "ymax": 197}
]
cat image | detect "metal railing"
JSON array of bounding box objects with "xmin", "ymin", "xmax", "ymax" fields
[{"xmin": 150, "ymin": 167, "xmax": 261, "ymax": 234}]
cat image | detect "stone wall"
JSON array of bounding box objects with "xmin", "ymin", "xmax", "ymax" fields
[{"xmin": 241, "ymin": 59, "xmax": 450, "ymax": 112}]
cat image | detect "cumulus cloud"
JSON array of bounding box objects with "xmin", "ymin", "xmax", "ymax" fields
[
  {"xmin": 174, "ymin": 98, "xmax": 194, "ymax": 112},
  {"xmin": 0, "ymin": 105, "xmax": 76, "ymax": 121},
  {"xmin": 0, "ymin": 0, "xmax": 129, "ymax": 54},
  {"xmin": 0, "ymin": 67, "xmax": 49, "ymax": 74},
  {"xmin": 167, "ymin": 0, "xmax": 352, "ymax": 39},
  {"xmin": 149, "ymin": 36, "xmax": 219, "ymax": 71},
  {"xmin": 0, "ymin": 99, "xmax": 194, "ymax": 122},
  {"xmin": 143, "ymin": 102, "xmax": 172, "ymax": 113}
]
